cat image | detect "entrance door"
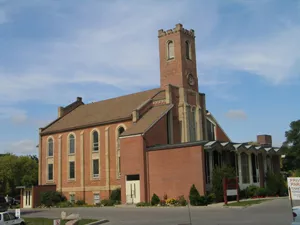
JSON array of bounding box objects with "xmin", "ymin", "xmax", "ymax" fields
[
  {"xmin": 23, "ymin": 189, "xmax": 32, "ymax": 208},
  {"xmin": 125, "ymin": 175, "xmax": 140, "ymax": 204}
]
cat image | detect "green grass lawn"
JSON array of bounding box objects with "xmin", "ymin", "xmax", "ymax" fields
[
  {"xmin": 225, "ymin": 199, "xmax": 269, "ymax": 207},
  {"xmin": 24, "ymin": 217, "xmax": 97, "ymax": 225}
]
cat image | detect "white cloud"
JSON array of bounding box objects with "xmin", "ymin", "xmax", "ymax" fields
[
  {"xmin": 1, "ymin": 139, "xmax": 37, "ymax": 155},
  {"xmin": 0, "ymin": 107, "xmax": 27, "ymax": 124},
  {"xmin": 198, "ymin": 25, "xmax": 300, "ymax": 85},
  {"xmin": 225, "ymin": 109, "xmax": 247, "ymax": 120}
]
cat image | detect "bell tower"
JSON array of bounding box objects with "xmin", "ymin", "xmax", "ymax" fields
[{"xmin": 158, "ymin": 23, "xmax": 198, "ymax": 92}]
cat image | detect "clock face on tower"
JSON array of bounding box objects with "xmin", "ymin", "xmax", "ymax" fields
[{"xmin": 187, "ymin": 74, "xmax": 195, "ymax": 86}]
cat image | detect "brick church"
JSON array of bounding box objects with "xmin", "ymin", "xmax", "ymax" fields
[{"xmin": 21, "ymin": 24, "xmax": 282, "ymax": 207}]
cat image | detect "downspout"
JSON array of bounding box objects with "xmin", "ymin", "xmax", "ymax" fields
[
  {"xmin": 38, "ymin": 129, "xmax": 42, "ymax": 185},
  {"xmin": 142, "ymin": 135, "xmax": 150, "ymax": 203}
]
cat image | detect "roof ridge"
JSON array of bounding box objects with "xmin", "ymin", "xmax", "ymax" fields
[{"xmin": 85, "ymin": 87, "xmax": 161, "ymax": 106}]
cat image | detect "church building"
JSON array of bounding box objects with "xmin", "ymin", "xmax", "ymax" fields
[{"xmin": 33, "ymin": 24, "xmax": 282, "ymax": 206}]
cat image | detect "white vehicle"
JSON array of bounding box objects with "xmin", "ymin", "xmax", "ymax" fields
[
  {"xmin": 0, "ymin": 211, "xmax": 25, "ymax": 225},
  {"xmin": 292, "ymin": 206, "xmax": 300, "ymax": 225}
]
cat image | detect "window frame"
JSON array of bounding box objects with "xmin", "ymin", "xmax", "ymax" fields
[
  {"xmin": 47, "ymin": 137, "xmax": 54, "ymax": 157},
  {"xmin": 48, "ymin": 163, "xmax": 53, "ymax": 181},
  {"xmin": 68, "ymin": 133, "xmax": 76, "ymax": 155},
  {"xmin": 167, "ymin": 40, "xmax": 175, "ymax": 60},
  {"xmin": 92, "ymin": 130, "xmax": 99, "ymax": 152},
  {"xmin": 92, "ymin": 159, "xmax": 99, "ymax": 179},
  {"xmin": 185, "ymin": 40, "xmax": 192, "ymax": 60},
  {"xmin": 69, "ymin": 161, "xmax": 75, "ymax": 180},
  {"xmin": 241, "ymin": 152, "xmax": 250, "ymax": 184}
]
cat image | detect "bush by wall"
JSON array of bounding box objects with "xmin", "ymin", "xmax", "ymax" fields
[
  {"xmin": 211, "ymin": 166, "xmax": 236, "ymax": 202},
  {"xmin": 110, "ymin": 188, "xmax": 121, "ymax": 204},
  {"xmin": 40, "ymin": 191, "xmax": 66, "ymax": 207},
  {"xmin": 266, "ymin": 172, "xmax": 288, "ymax": 196},
  {"xmin": 151, "ymin": 193, "xmax": 160, "ymax": 206},
  {"xmin": 136, "ymin": 202, "xmax": 151, "ymax": 207}
]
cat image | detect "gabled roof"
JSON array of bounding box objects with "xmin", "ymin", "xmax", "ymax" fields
[
  {"xmin": 41, "ymin": 88, "xmax": 162, "ymax": 135},
  {"xmin": 121, "ymin": 104, "xmax": 173, "ymax": 137}
]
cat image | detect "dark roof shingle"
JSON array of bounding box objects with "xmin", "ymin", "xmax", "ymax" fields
[
  {"xmin": 41, "ymin": 88, "xmax": 162, "ymax": 134},
  {"xmin": 121, "ymin": 104, "xmax": 173, "ymax": 137}
]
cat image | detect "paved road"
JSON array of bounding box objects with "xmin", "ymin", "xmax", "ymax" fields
[{"xmin": 18, "ymin": 198, "xmax": 298, "ymax": 225}]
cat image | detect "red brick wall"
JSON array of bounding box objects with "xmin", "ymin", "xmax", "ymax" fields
[
  {"xmin": 144, "ymin": 115, "xmax": 168, "ymax": 147},
  {"xmin": 159, "ymin": 27, "xmax": 198, "ymax": 92},
  {"xmin": 216, "ymin": 126, "xmax": 230, "ymax": 142},
  {"xmin": 187, "ymin": 91, "xmax": 196, "ymax": 106},
  {"xmin": 32, "ymin": 185, "xmax": 56, "ymax": 208},
  {"xmin": 147, "ymin": 145, "xmax": 206, "ymax": 201},
  {"xmin": 40, "ymin": 120, "xmax": 132, "ymax": 204},
  {"xmin": 120, "ymin": 136, "xmax": 147, "ymax": 203}
]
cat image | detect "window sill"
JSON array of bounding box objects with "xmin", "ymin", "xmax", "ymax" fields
[
  {"xmin": 167, "ymin": 57, "xmax": 175, "ymax": 61},
  {"xmin": 91, "ymin": 176, "xmax": 100, "ymax": 180},
  {"xmin": 92, "ymin": 151, "xmax": 99, "ymax": 153},
  {"xmin": 46, "ymin": 180, "xmax": 55, "ymax": 184},
  {"xmin": 47, "ymin": 156, "xmax": 54, "ymax": 159},
  {"xmin": 68, "ymin": 179, "xmax": 76, "ymax": 182},
  {"xmin": 68, "ymin": 153, "xmax": 75, "ymax": 156}
]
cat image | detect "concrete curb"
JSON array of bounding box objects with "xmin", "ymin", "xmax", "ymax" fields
[{"xmin": 86, "ymin": 219, "xmax": 110, "ymax": 225}]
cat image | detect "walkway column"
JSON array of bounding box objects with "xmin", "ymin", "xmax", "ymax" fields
[
  {"xmin": 238, "ymin": 153, "xmax": 242, "ymax": 185},
  {"xmin": 248, "ymin": 153, "xmax": 253, "ymax": 184},
  {"xmin": 209, "ymin": 151, "xmax": 213, "ymax": 184}
]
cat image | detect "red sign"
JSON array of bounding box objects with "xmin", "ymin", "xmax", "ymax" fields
[{"xmin": 223, "ymin": 177, "xmax": 239, "ymax": 205}]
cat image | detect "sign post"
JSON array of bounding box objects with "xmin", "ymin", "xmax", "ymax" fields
[
  {"xmin": 15, "ymin": 209, "xmax": 20, "ymax": 218},
  {"xmin": 53, "ymin": 219, "xmax": 61, "ymax": 225},
  {"xmin": 223, "ymin": 177, "xmax": 239, "ymax": 205}
]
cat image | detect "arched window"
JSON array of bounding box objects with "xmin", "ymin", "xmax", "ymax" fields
[
  {"xmin": 117, "ymin": 127, "xmax": 125, "ymax": 149},
  {"xmin": 241, "ymin": 153, "xmax": 250, "ymax": 183},
  {"xmin": 48, "ymin": 138, "xmax": 53, "ymax": 157},
  {"xmin": 167, "ymin": 41, "xmax": 174, "ymax": 59},
  {"xmin": 69, "ymin": 134, "xmax": 75, "ymax": 154},
  {"xmin": 185, "ymin": 41, "xmax": 191, "ymax": 59},
  {"xmin": 92, "ymin": 130, "xmax": 99, "ymax": 152},
  {"xmin": 116, "ymin": 126, "xmax": 125, "ymax": 178}
]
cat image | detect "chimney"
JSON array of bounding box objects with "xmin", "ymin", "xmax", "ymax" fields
[
  {"xmin": 58, "ymin": 106, "xmax": 64, "ymax": 118},
  {"xmin": 257, "ymin": 134, "xmax": 272, "ymax": 147},
  {"xmin": 77, "ymin": 97, "xmax": 82, "ymax": 102}
]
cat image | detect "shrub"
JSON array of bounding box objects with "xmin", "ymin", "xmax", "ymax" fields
[
  {"xmin": 101, "ymin": 199, "xmax": 115, "ymax": 206},
  {"xmin": 166, "ymin": 198, "xmax": 178, "ymax": 206},
  {"xmin": 206, "ymin": 193, "xmax": 216, "ymax": 204},
  {"xmin": 198, "ymin": 196, "xmax": 208, "ymax": 206},
  {"xmin": 136, "ymin": 202, "xmax": 151, "ymax": 207},
  {"xmin": 211, "ymin": 166, "xmax": 236, "ymax": 202},
  {"xmin": 57, "ymin": 201, "xmax": 73, "ymax": 208},
  {"xmin": 75, "ymin": 200, "xmax": 85, "ymax": 206},
  {"xmin": 151, "ymin": 193, "xmax": 160, "ymax": 206},
  {"xmin": 160, "ymin": 199, "xmax": 166, "ymax": 206},
  {"xmin": 189, "ymin": 184, "xmax": 201, "ymax": 206},
  {"xmin": 245, "ymin": 185, "xmax": 259, "ymax": 198},
  {"xmin": 40, "ymin": 191, "xmax": 66, "ymax": 207},
  {"xmin": 266, "ymin": 172, "xmax": 288, "ymax": 196},
  {"xmin": 177, "ymin": 195, "xmax": 187, "ymax": 206},
  {"xmin": 256, "ymin": 187, "xmax": 267, "ymax": 197},
  {"xmin": 110, "ymin": 188, "xmax": 121, "ymax": 202}
]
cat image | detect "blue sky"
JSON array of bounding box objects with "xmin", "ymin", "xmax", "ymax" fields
[{"xmin": 0, "ymin": 0, "xmax": 299, "ymax": 155}]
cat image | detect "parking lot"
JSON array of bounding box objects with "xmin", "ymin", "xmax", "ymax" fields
[{"xmin": 18, "ymin": 198, "xmax": 297, "ymax": 225}]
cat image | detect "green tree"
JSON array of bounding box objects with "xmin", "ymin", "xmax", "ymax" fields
[
  {"xmin": 282, "ymin": 120, "xmax": 300, "ymax": 172},
  {"xmin": 0, "ymin": 154, "xmax": 38, "ymax": 196}
]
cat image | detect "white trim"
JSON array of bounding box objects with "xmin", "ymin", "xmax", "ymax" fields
[
  {"xmin": 142, "ymin": 104, "xmax": 174, "ymax": 135},
  {"xmin": 119, "ymin": 134, "xmax": 142, "ymax": 139},
  {"xmin": 46, "ymin": 136, "xmax": 54, "ymax": 158},
  {"xmin": 67, "ymin": 132, "xmax": 76, "ymax": 155},
  {"xmin": 115, "ymin": 124, "xmax": 127, "ymax": 179},
  {"xmin": 207, "ymin": 112, "xmax": 232, "ymax": 142}
]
